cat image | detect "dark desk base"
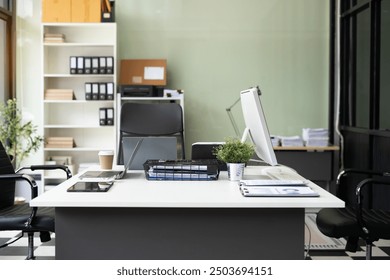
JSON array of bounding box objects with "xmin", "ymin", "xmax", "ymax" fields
[{"xmin": 56, "ymin": 207, "xmax": 305, "ymax": 260}]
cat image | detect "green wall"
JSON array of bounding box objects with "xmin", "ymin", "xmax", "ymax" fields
[{"xmin": 116, "ymin": 0, "xmax": 330, "ymax": 156}]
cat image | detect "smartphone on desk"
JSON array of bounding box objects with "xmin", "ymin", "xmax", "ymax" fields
[{"xmin": 67, "ymin": 181, "xmax": 113, "ymax": 192}]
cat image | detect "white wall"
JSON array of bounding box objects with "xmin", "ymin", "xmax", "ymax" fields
[{"xmin": 16, "ymin": 0, "xmax": 329, "ymax": 163}]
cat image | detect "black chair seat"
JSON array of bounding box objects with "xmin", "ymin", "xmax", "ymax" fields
[
  {"xmin": 317, "ymin": 207, "xmax": 390, "ymax": 241},
  {"xmin": 0, "ymin": 204, "xmax": 54, "ymax": 232}
]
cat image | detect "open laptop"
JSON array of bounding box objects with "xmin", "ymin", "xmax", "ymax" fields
[{"xmin": 78, "ymin": 138, "xmax": 144, "ymax": 181}]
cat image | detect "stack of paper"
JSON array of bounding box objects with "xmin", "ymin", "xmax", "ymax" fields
[
  {"xmin": 279, "ymin": 136, "xmax": 304, "ymax": 147},
  {"xmin": 45, "ymin": 137, "xmax": 75, "ymax": 148},
  {"xmin": 45, "ymin": 89, "xmax": 75, "ymax": 100},
  {"xmin": 44, "ymin": 33, "xmax": 65, "ymax": 43},
  {"xmin": 270, "ymin": 135, "xmax": 281, "ymax": 147},
  {"xmin": 302, "ymin": 128, "xmax": 329, "ymax": 147}
]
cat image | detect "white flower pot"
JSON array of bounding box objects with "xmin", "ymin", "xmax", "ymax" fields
[{"xmin": 227, "ymin": 163, "xmax": 245, "ymax": 181}]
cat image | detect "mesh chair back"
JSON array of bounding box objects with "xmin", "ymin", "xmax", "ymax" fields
[
  {"xmin": 0, "ymin": 142, "xmax": 16, "ymax": 209},
  {"xmin": 120, "ymin": 102, "xmax": 184, "ymax": 136},
  {"xmin": 118, "ymin": 102, "xmax": 185, "ymax": 164}
]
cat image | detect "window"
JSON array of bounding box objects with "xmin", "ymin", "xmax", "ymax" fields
[
  {"xmin": 0, "ymin": 0, "xmax": 14, "ymax": 103},
  {"xmin": 340, "ymin": 0, "xmax": 388, "ymax": 130},
  {"xmin": 380, "ymin": 0, "xmax": 390, "ymax": 129}
]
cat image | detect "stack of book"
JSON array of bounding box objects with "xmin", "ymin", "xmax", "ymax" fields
[
  {"xmin": 44, "ymin": 33, "xmax": 65, "ymax": 43},
  {"xmin": 45, "ymin": 137, "xmax": 75, "ymax": 148},
  {"xmin": 302, "ymin": 128, "xmax": 329, "ymax": 147},
  {"xmin": 44, "ymin": 89, "xmax": 75, "ymax": 100}
]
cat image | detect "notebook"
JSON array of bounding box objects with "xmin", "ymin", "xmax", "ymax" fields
[
  {"xmin": 240, "ymin": 185, "xmax": 319, "ymax": 197},
  {"xmin": 78, "ymin": 139, "xmax": 144, "ymax": 181}
]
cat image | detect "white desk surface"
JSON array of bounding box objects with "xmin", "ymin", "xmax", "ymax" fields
[{"xmin": 30, "ymin": 165, "xmax": 344, "ymax": 209}]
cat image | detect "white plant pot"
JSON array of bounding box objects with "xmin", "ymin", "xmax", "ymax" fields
[{"xmin": 227, "ymin": 163, "xmax": 245, "ymax": 181}]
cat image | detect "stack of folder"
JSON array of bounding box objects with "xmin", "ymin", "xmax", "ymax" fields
[
  {"xmin": 44, "ymin": 89, "xmax": 75, "ymax": 100},
  {"xmin": 44, "ymin": 33, "xmax": 65, "ymax": 43},
  {"xmin": 144, "ymin": 159, "xmax": 220, "ymax": 181},
  {"xmin": 45, "ymin": 137, "xmax": 75, "ymax": 148}
]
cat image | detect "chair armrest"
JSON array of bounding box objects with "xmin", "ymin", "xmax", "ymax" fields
[
  {"xmin": 354, "ymin": 177, "xmax": 390, "ymax": 236},
  {"xmin": 336, "ymin": 168, "xmax": 389, "ymax": 185},
  {"xmin": 16, "ymin": 164, "xmax": 72, "ymax": 179},
  {"xmin": 0, "ymin": 173, "xmax": 39, "ymax": 200},
  {"xmin": 0, "ymin": 174, "xmax": 38, "ymax": 228}
]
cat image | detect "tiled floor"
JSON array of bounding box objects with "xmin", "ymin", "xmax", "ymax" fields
[
  {"xmin": 0, "ymin": 231, "xmax": 55, "ymax": 260},
  {"xmin": 306, "ymin": 239, "xmax": 390, "ymax": 260},
  {"xmin": 1, "ymin": 229, "xmax": 390, "ymax": 260}
]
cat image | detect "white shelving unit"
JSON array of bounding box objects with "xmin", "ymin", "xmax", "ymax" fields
[{"xmin": 41, "ymin": 23, "xmax": 117, "ymax": 192}]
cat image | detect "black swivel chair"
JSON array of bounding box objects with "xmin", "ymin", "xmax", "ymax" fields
[
  {"xmin": 316, "ymin": 169, "xmax": 390, "ymax": 259},
  {"xmin": 117, "ymin": 102, "xmax": 185, "ymax": 164},
  {"xmin": 0, "ymin": 141, "xmax": 72, "ymax": 259}
]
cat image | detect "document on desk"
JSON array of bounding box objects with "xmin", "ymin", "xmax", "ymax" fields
[{"xmin": 240, "ymin": 185, "xmax": 319, "ymax": 197}]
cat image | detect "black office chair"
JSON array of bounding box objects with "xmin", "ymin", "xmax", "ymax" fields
[
  {"xmin": 0, "ymin": 141, "xmax": 72, "ymax": 259},
  {"xmin": 316, "ymin": 169, "xmax": 390, "ymax": 259},
  {"xmin": 117, "ymin": 102, "xmax": 185, "ymax": 164}
]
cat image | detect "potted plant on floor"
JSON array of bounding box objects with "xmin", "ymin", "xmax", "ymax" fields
[
  {"xmin": 0, "ymin": 98, "xmax": 43, "ymax": 169},
  {"xmin": 213, "ymin": 138, "xmax": 255, "ymax": 181}
]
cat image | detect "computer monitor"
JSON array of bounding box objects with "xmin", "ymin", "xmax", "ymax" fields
[{"xmin": 240, "ymin": 86, "xmax": 278, "ymax": 166}]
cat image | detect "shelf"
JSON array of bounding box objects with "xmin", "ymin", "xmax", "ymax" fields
[
  {"xmin": 44, "ymin": 147, "xmax": 111, "ymax": 152},
  {"xmin": 120, "ymin": 96, "xmax": 184, "ymax": 101},
  {"xmin": 44, "ymin": 43, "xmax": 114, "ymax": 47},
  {"xmin": 44, "ymin": 74, "xmax": 115, "ymax": 78},
  {"xmin": 273, "ymin": 146, "xmax": 340, "ymax": 151},
  {"xmin": 44, "ymin": 125, "xmax": 113, "ymax": 128},
  {"xmin": 41, "ymin": 22, "xmax": 117, "ymax": 193},
  {"xmin": 44, "ymin": 100, "xmax": 114, "ymax": 104},
  {"xmin": 43, "ymin": 22, "xmax": 116, "ymax": 27}
]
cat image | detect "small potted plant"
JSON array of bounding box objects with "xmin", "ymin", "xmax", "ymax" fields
[
  {"xmin": 0, "ymin": 98, "xmax": 43, "ymax": 168},
  {"xmin": 213, "ymin": 138, "xmax": 255, "ymax": 181}
]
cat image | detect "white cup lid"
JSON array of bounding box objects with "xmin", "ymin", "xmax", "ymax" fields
[{"xmin": 98, "ymin": 150, "xmax": 114, "ymax": 156}]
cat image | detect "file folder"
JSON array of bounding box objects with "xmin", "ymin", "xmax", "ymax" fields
[
  {"xmin": 106, "ymin": 108, "xmax": 114, "ymax": 125},
  {"xmin": 92, "ymin": 57, "xmax": 99, "ymax": 74},
  {"xmin": 99, "ymin": 57, "xmax": 106, "ymax": 74},
  {"xmin": 77, "ymin": 57, "xmax": 84, "ymax": 74},
  {"xmin": 92, "ymin": 83, "xmax": 99, "ymax": 100},
  {"xmin": 99, "ymin": 83, "xmax": 107, "ymax": 100},
  {"xmin": 99, "ymin": 108, "xmax": 107, "ymax": 125},
  {"xmin": 70, "ymin": 56, "xmax": 77, "ymax": 74},
  {"xmin": 85, "ymin": 83, "xmax": 92, "ymax": 100},
  {"xmin": 106, "ymin": 82, "xmax": 114, "ymax": 100},
  {"xmin": 84, "ymin": 57, "xmax": 92, "ymax": 74},
  {"xmin": 106, "ymin": 56, "xmax": 114, "ymax": 74}
]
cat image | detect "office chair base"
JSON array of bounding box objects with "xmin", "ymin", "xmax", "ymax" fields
[
  {"xmin": 366, "ymin": 243, "xmax": 372, "ymax": 260},
  {"xmin": 26, "ymin": 233, "xmax": 36, "ymax": 260}
]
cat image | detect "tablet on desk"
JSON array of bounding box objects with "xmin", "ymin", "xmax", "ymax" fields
[{"xmin": 67, "ymin": 181, "xmax": 113, "ymax": 192}]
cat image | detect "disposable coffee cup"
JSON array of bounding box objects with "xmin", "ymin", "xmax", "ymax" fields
[{"xmin": 98, "ymin": 150, "xmax": 114, "ymax": 170}]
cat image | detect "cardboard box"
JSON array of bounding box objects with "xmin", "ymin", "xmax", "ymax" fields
[
  {"xmin": 119, "ymin": 59, "xmax": 167, "ymax": 86},
  {"xmin": 42, "ymin": 0, "xmax": 71, "ymax": 22},
  {"xmin": 42, "ymin": 0, "xmax": 101, "ymax": 23},
  {"xmin": 72, "ymin": 0, "xmax": 101, "ymax": 23}
]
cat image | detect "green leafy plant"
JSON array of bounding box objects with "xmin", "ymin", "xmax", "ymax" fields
[
  {"xmin": 0, "ymin": 98, "xmax": 43, "ymax": 168},
  {"xmin": 213, "ymin": 138, "xmax": 255, "ymax": 163}
]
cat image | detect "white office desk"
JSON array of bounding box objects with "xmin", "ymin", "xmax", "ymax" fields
[{"xmin": 31, "ymin": 166, "xmax": 344, "ymax": 260}]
